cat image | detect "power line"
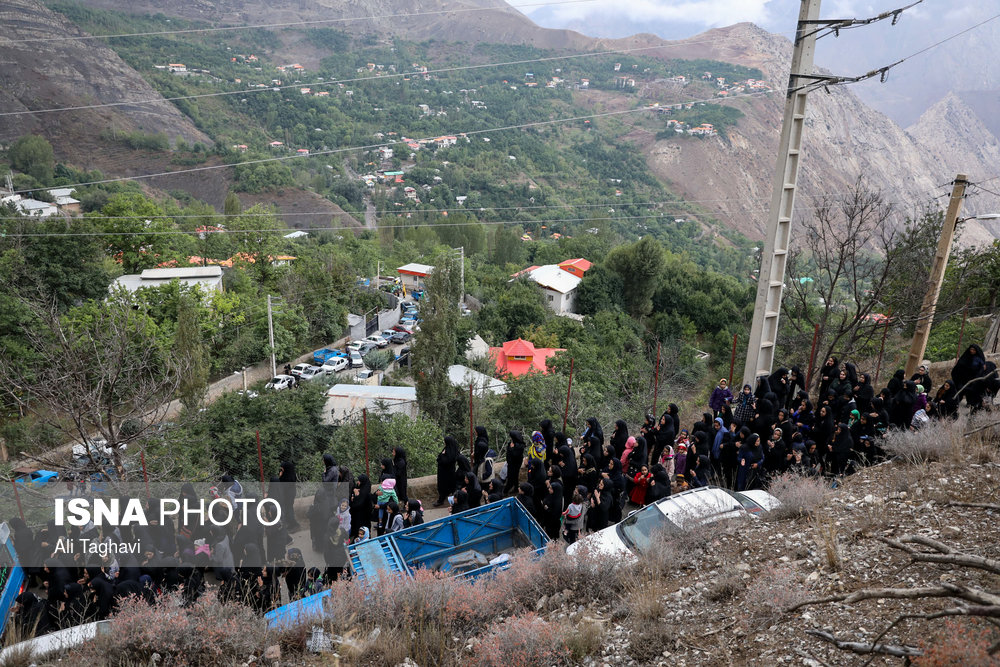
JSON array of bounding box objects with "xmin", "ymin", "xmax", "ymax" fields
[
  {"xmin": 7, "ymin": 88, "xmax": 776, "ymax": 195},
  {"xmin": 791, "ymin": 8, "xmax": 1000, "ymax": 94},
  {"xmin": 0, "ymin": 190, "xmax": 929, "ymax": 223},
  {"xmin": 0, "ymin": 34, "xmax": 765, "ymax": 119},
  {"xmin": 4, "ymin": 0, "xmax": 601, "ymax": 44}
]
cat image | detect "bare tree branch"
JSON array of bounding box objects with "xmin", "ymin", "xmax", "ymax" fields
[
  {"xmin": 879, "ymin": 535, "xmax": 1000, "ymax": 576},
  {"xmin": 804, "ymin": 629, "xmax": 922, "ymax": 657}
]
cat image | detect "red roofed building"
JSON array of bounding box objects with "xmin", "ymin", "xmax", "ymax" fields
[
  {"xmin": 489, "ymin": 338, "xmax": 565, "ymax": 377},
  {"xmin": 558, "ymin": 258, "xmax": 592, "ymax": 277}
]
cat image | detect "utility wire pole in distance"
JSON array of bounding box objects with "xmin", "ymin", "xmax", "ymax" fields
[
  {"xmin": 743, "ymin": 0, "xmax": 823, "ymax": 388},
  {"xmin": 904, "ymin": 175, "xmax": 967, "ymax": 377}
]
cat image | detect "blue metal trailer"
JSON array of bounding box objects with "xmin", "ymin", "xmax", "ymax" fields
[
  {"xmin": 265, "ymin": 498, "xmax": 548, "ymax": 628},
  {"xmin": 0, "ymin": 522, "xmax": 27, "ymax": 637}
]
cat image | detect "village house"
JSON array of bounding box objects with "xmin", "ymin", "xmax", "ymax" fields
[
  {"xmin": 396, "ymin": 262, "xmax": 434, "ymax": 291},
  {"xmin": 489, "ymin": 338, "xmax": 565, "ymax": 378},
  {"xmin": 512, "ymin": 262, "xmax": 584, "ymax": 314},
  {"xmin": 112, "ymin": 266, "xmax": 224, "ymax": 294},
  {"xmin": 47, "ymin": 188, "xmax": 81, "ymax": 215}
]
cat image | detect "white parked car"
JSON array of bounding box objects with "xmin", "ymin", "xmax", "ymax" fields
[
  {"xmin": 298, "ymin": 365, "xmax": 325, "ymax": 382},
  {"xmin": 322, "ymin": 356, "xmax": 348, "ymax": 374},
  {"xmin": 381, "ymin": 329, "xmax": 398, "ymax": 341},
  {"xmin": 365, "ymin": 334, "xmax": 389, "ymax": 349},
  {"xmin": 289, "ymin": 363, "xmax": 312, "ymax": 378},
  {"xmin": 347, "ymin": 340, "xmax": 365, "ymax": 353},
  {"xmin": 567, "ymin": 486, "xmax": 780, "ymax": 560},
  {"xmin": 356, "ymin": 369, "xmax": 376, "ymax": 381},
  {"xmin": 348, "ymin": 350, "xmax": 364, "ymax": 368},
  {"xmin": 265, "ymin": 374, "xmax": 296, "ymax": 391}
]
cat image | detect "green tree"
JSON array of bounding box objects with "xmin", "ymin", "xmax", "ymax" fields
[
  {"xmin": 223, "ymin": 192, "xmax": 242, "ymax": 218},
  {"xmin": 94, "ymin": 193, "xmax": 174, "ymax": 273},
  {"xmin": 174, "ymin": 294, "xmax": 208, "ymax": 411},
  {"xmin": 413, "ymin": 252, "xmax": 462, "ymax": 428},
  {"xmin": 0, "ymin": 294, "xmax": 180, "ymax": 474},
  {"xmin": 475, "ymin": 279, "xmax": 548, "ymax": 343},
  {"xmin": 605, "ymin": 236, "xmax": 665, "ymax": 319},
  {"xmin": 7, "ymin": 135, "xmax": 55, "ymax": 184},
  {"xmin": 228, "ymin": 204, "xmax": 286, "ymax": 283}
]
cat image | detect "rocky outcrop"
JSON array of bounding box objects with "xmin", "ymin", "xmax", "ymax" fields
[{"xmin": 0, "ymin": 0, "xmax": 211, "ymax": 159}]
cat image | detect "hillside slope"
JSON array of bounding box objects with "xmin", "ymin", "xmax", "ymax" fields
[
  {"xmin": 0, "ymin": 0, "xmax": 211, "ymax": 159},
  {"xmin": 635, "ymin": 23, "xmax": 1000, "ymax": 243}
]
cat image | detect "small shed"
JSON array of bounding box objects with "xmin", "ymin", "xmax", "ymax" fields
[{"xmin": 323, "ymin": 384, "xmax": 418, "ymax": 424}]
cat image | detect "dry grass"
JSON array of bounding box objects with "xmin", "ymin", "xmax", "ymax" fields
[
  {"xmin": 705, "ymin": 572, "xmax": 742, "ymax": 602},
  {"xmin": 812, "ymin": 514, "xmax": 843, "ymax": 572},
  {"xmin": 565, "ymin": 617, "xmax": 605, "ymax": 662},
  {"xmin": 766, "ymin": 472, "xmax": 831, "ymax": 520},
  {"xmin": 742, "ymin": 565, "xmax": 810, "ymax": 630}
]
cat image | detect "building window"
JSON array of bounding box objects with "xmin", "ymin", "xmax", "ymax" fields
[
  {"xmin": 547, "ymin": 295, "xmax": 553, "ymax": 302},
  {"xmin": 512, "ymin": 355, "xmax": 528, "ymax": 361}
]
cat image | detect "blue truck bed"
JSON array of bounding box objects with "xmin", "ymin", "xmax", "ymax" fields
[{"xmin": 265, "ymin": 498, "xmax": 548, "ymax": 629}]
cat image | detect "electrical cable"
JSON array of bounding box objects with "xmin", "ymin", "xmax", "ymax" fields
[
  {"xmin": 0, "ymin": 33, "xmax": 777, "ymax": 119},
  {"xmin": 6, "ymin": 88, "xmax": 776, "ymax": 195}
]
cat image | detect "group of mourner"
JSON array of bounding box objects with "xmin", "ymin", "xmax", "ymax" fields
[{"xmin": 9, "ymin": 345, "xmax": 999, "ymax": 638}]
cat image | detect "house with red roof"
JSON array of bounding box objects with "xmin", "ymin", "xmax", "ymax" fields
[
  {"xmin": 489, "ymin": 338, "xmax": 565, "ymax": 377},
  {"xmin": 558, "ymin": 258, "xmax": 592, "ymax": 277}
]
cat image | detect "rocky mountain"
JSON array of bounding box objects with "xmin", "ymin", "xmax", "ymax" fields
[
  {"xmin": 907, "ymin": 93, "xmax": 1000, "ymax": 243},
  {"xmin": 5, "ymin": 0, "xmax": 999, "ymax": 245},
  {"xmin": 63, "ymin": 0, "xmax": 595, "ymax": 49},
  {"xmin": 0, "ymin": 0, "xmax": 211, "ymax": 160},
  {"xmin": 625, "ymin": 23, "xmax": 1000, "ymax": 245}
]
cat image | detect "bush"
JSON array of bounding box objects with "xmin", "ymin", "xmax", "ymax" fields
[
  {"xmin": 472, "ymin": 613, "xmax": 569, "ymax": 667},
  {"xmin": 915, "ymin": 619, "xmax": 1000, "ymax": 666},
  {"xmin": 883, "ymin": 419, "xmax": 952, "ymax": 463},
  {"xmin": 742, "ymin": 565, "xmax": 809, "ymax": 629},
  {"xmin": 72, "ymin": 591, "xmax": 267, "ymax": 666},
  {"xmin": 766, "ymin": 472, "xmax": 830, "ymax": 520},
  {"xmin": 328, "ymin": 410, "xmax": 443, "ymax": 478}
]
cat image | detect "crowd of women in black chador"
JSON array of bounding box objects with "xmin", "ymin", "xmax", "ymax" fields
[
  {"xmin": 7, "ymin": 445, "xmax": 424, "ymax": 639},
  {"xmin": 10, "ymin": 350, "xmax": 998, "ymax": 639}
]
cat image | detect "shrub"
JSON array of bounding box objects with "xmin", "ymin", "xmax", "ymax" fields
[
  {"xmin": 882, "ymin": 418, "xmax": 953, "ymax": 463},
  {"xmin": 471, "ymin": 613, "xmax": 569, "ymax": 667},
  {"xmin": 705, "ymin": 572, "xmax": 742, "ymax": 602},
  {"xmin": 915, "ymin": 619, "xmax": 1000, "ymax": 666},
  {"xmin": 72, "ymin": 591, "xmax": 267, "ymax": 666},
  {"xmin": 742, "ymin": 565, "xmax": 808, "ymax": 629},
  {"xmin": 766, "ymin": 472, "xmax": 830, "ymax": 520}
]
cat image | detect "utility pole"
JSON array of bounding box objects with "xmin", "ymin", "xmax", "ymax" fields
[
  {"xmin": 743, "ymin": 0, "xmax": 823, "ymax": 388},
  {"xmin": 904, "ymin": 174, "xmax": 968, "ymax": 377},
  {"xmin": 454, "ymin": 246, "xmax": 465, "ymax": 308},
  {"xmin": 267, "ymin": 294, "xmax": 277, "ymax": 377}
]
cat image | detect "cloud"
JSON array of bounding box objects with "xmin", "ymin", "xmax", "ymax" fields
[{"xmin": 525, "ymin": 0, "xmax": 776, "ymax": 29}]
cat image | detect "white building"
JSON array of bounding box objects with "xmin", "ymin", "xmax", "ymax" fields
[
  {"xmin": 396, "ymin": 262, "xmax": 434, "ymax": 291},
  {"xmin": 448, "ymin": 364, "xmax": 508, "ymax": 396},
  {"xmin": 111, "ymin": 266, "xmax": 224, "ymax": 294},
  {"xmin": 323, "ymin": 384, "xmax": 418, "ymax": 424},
  {"xmin": 520, "ymin": 264, "xmax": 582, "ymax": 314}
]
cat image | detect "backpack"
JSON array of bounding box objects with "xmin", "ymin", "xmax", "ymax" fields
[{"xmin": 479, "ymin": 448, "xmax": 496, "ymax": 483}]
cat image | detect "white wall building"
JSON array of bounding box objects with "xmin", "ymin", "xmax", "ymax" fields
[
  {"xmin": 111, "ymin": 266, "xmax": 224, "ymax": 294},
  {"xmin": 522, "ymin": 264, "xmax": 582, "ymax": 314}
]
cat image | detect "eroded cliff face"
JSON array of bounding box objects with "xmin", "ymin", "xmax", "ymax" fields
[
  {"xmin": 640, "ymin": 23, "xmax": 1000, "ymax": 245},
  {"xmin": 0, "ymin": 0, "xmax": 212, "ymax": 160}
]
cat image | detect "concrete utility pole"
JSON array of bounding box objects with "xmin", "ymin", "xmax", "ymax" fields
[
  {"xmin": 267, "ymin": 294, "xmax": 277, "ymax": 377},
  {"xmin": 904, "ymin": 174, "xmax": 968, "ymax": 377},
  {"xmin": 743, "ymin": 0, "xmax": 823, "ymax": 388}
]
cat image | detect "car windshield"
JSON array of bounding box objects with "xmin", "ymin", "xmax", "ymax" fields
[
  {"xmin": 617, "ymin": 503, "xmax": 680, "ymax": 553},
  {"xmin": 725, "ymin": 489, "xmax": 766, "ymax": 515}
]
